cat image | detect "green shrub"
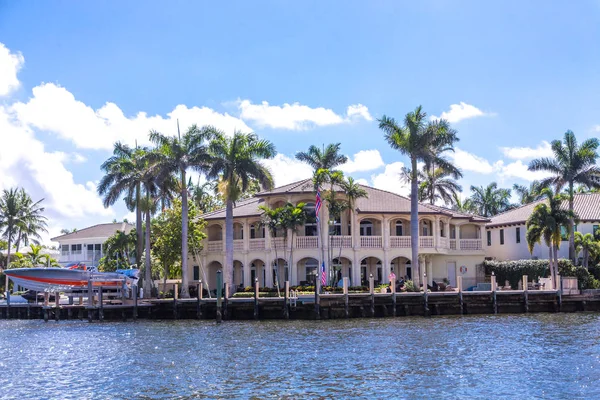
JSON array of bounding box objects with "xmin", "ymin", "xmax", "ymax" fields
[{"xmin": 404, "ymin": 280, "xmax": 420, "ymax": 292}]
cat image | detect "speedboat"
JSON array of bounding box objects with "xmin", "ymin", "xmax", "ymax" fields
[{"xmin": 4, "ymin": 263, "xmax": 139, "ymax": 292}]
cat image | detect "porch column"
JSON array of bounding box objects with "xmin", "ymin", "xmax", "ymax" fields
[
  {"xmin": 243, "ymin": 219, "xmax": 250, "ymax": 251},
  {"xmin": 434, "ymin": 217, "xmax": 440, "ymax": 247},
  {"xmin": 383, "ymin": 215, "xmax": 390, "ymax": 249},
  {"xmin": 353, "ymin": 250, "xmax": 360, "ymax": 287},
  {"xmin": 265, "ymin": 254, "xmax": 273, "ymax": 287},
  {"xmin": 383, "ymin": 250, "xmax": 390, "ymax": 283},
  {"xmin": 243, "ymin": 254, "xmax": 250, "ymax": 288},
  {"xmin": 353, "ymin": 212, "xmax": 361, "ymax": 249},
  {"xmin": 427, "ymin": 257, "xmax": 433, "ymax": 286},
  {"xmin": 454, "ymin": 224, "xmax": 460, "ymax": 242}
]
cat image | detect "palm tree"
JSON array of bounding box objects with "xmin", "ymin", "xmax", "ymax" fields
[
  {"xmin": 574, "ymin": 232, "xmax": 600, "ymax": 269},
  {"xmin": 104, "ymin": 229, "xmax": 135, "ymax": 268},
  {"xmin": 526, "ymin": 188, "xmax": 570, "ymax": 289},
  {"xmin": 0, "ymin": 188, "xmax": 47, "ymax": 269},
  {"xmin": 529, "ymin": 130, "xmax": 600, "ymax": 262},
  {"xmin": 190, "ymin": 180, "xmax": 221, "ymax": 213},
  {"xmin": 98, "ymin": 142, "xmax": 148, "ymax": 270},
  {"xmin": 259, "ymin": 204, "xmax": 284, "ymax": 293},
  {"xmin": 379, "ymin": 106, "xmax": 460, "ymax": 286},
  {"xmin": 341, "ymin": 177, "xmax": 368, "ymax": 249},
  {"xmin": 469, "ymin": 183, "xmax": 513, "ymax": 217},
  {"xmin": 207, "ymin": 131, "xmax": 276, "ymax": 289},
  {"xmin": 451, "ymin": 193, "xmax": 476, "ymax": 214},
  {"xmin": 281, "ymin": 202, "xmax": 307, "ymax": 287},
  {"xmin": 418, "ymin": 166, "xmax": 463, "ymax": 205},
  {"xmin": 13, "ymin": 190, "xmax": 47, "ymax": 253},
  {"xmin": 149, "ymin": 124, "xmax": 216, "ymax": 298},
  {"xmin": 513, "ymin": 181, "xmax": 545, "ymax": 205},
  {"xmin": 295, "ymin": 143, "xmax": 348, "ymax": 173}
]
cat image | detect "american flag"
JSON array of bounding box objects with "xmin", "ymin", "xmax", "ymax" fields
[
  {"xmin": 320, "ymin": 261, "xmax": 326, "ymax": 286},
  {"xmin": 315, "ymin": 189, "xmax": 322, "ymax": 222}
]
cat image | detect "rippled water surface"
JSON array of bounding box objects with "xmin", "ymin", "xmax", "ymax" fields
[{"xmin": 1, "ymin": 314, "xmax": 599, "ymax": 399}]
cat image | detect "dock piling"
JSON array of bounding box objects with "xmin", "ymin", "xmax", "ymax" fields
[
  {"xmin": 457, "ymin": 276, "xmax": 464, "ymax": 315},
  {"xmin": 283, "ymin": 281, "xmax": 290, "ymax": 319},
  {"xmin": 224, "ymin": 283, "xmax": 229, "ymax": 320},
  {"xmin": 523, "ymin": 275, "xmax": 529, "ymax": 313},
  {"xmin": 369, "ymin": 274, "xmax": 375, "ymax": 317},
  {"xmin": 133, "ymin": 285, "xmax": 138, "ymax": 320},
  {"xmin": 253, "ymin": 278, "xmax": 259, "ymax": 320},
  {"xmin": 99, "ymin": 287, "xmax": 104, "ymax": 321},
  {"xmin": 343, "ymin": 277, "xmax": 349, "ymax": 318},
  {"xmin": 216, "ymin": 271, "xmax": 223, "ymax": 323}
]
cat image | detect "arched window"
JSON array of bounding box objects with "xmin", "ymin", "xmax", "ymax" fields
[
  {"xmin": 250, "ymin": 223, "xmax": 265, "ymax": 239},
  {"xmin": 360, "ymin": 220, "xmax": 373, "ymax": 236}
]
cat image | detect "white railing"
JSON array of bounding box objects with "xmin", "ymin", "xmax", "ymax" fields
[
  {"xmin": 296, "ymin": 236, "xmax": 318, "ymax": 249},
  {"xmin": 330, "ymin": 236, "xmax": 352, "ymax": 248},
  {"xmin": 449, "ymin": 239, "xmax": 457, "ymax": 250},
  {"xmin": 438, "ymin": 237, "xmax": 448, "ymax": 249},
  {"xmin": 272, "ymin": 237, "xmax": 286, "ymax": 250},
  {"xmin": 390, "ymin": 236, "xmax": 411, "ymax": 248},
  {"xmin": 233, "ymin": 240, "xmax": 244, "ymax": 251},
  {"xmin": 207, "ymin": 240, "xmax": 223, "ymax": 252},
  {"xmin": 249, "ymin": 238, "xmax": 265, "ymax": 251},
  {"xmin": 460, "ymin": 239, "xmax": 482, "ymax": 250},
  {"xmin": 360, "ymin": 236, "xmax": 382, "ymax": 248},
  {"xmin": 419, "ymin": 237, "xmax": 434, "ymax": 248}
]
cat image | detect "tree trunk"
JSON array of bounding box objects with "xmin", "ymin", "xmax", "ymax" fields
[
  {"xmin": 289, "ymin": 231, "xmax": 294, "ymax": 286},
  {"xmin": 15, "ymin": 229, "xmax": 22, "ymax": 254},
  {"xmin": 568, "ymin": 184, "xmax": 575, "ymax": 262},
  {"xmin": 410, "ymin": 157, "xmax": 420, "ymax": 286},
  {"xmin": 553, "ymin": 244, "xmax": 559, "ymax": 290},
  {"xmin": 583, "ymin": 249, "xmax": 589, "ymax": 269},
  {"xmin": 548, "ymin": 246, "xmax": 554, "ymax": 290},
  {"xmin": 225, "ymin": 198, "xmax": 234, "ymax": 290},
  {"xmin": 180, "ymin": 169, "xmax": 190, "ymax": 298},
  {"xmin": 143, "ymin": 196, "xmax": 152, "ymax": 297},
  {"xmin": 136, "ymin": 183, "xmax": 143, "ymax": 269}
]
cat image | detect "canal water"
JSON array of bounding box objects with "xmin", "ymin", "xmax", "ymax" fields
[{"xmin": 1, "ymin": 314, "xmax": 599, "ymax": 399}]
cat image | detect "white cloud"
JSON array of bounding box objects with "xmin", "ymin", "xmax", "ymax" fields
[
  {"xmin": 340, "ymin": 149, "xmax": 385, "ymax": 173},
  {"xmin": 449, "ymin": 148, "xmax": 497, "ymax": 174},
  {"xmin": 370, "ymin": 162, "xmax": 410, "ymax": 196},
  {"xmin": 261, "ymin": 153, "xmax": 313, "ymax": 187},
  {"xmin": 500, "ymin": 140, "xmax": 553, "ymax": 160},
  {"xmin": 496, "ymin": 160, "xmax": 553, "ymax": 182},
  {"xmin": 355, "ymin": 178, "xmax": 369, "ymax": 185},
  {"xmin": 10, "ymin": 83, "xmax": 252, "ymax": 150},
  {"xmin": 237, "ymin": 99, "xmax": 372, "ymax": 130},
  {"xmin": 0, "ymin": 42, "xmax": 24, "ymax": 96},
  {"xmin": 431, "ymin": 102, "xmax": 491, "ymax": 123},
  {"xmin": 592, "ymin": 125, "xmax": 600, "ymax": 133},
  {"xmin": 71, "ymin": 153, "xmax": 87, "ymax": 163}
]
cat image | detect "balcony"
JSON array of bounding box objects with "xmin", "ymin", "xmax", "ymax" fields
[
  {"xmin": 271, "ymin": 237, "xmax": 286, "ymax": 250},
  {"xmin": 296, "ymin": 236, "xmax": 318, "ymax": 249},
  {"xmin": 329, "ymin": 236, "xmax": 352, "ymax": 248},
  {"xmin": 459, "ymin": 239, "xmax": 482, "ymax": 250},
  {"xmin": 207, "ymin": 241, "xmax": 223, "ymax": 252},
  {"xmin": 390, "ymin": 236, "xmax": 411, "ymax": 248},
  {"xmin": 233, "ymin": 240, "xmax": 244, "ymax": 251},
  {"xmin": 249, "ymin": 238, "xmax": 266, "ymax": 251},
  {"xmin": 360, "ymin": 236, "xmax": 382, "ymax": 248}
]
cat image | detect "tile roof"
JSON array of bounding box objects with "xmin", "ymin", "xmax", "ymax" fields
[
  {"xmin": 51, "ymin": 223, "xmax": 135, "ymax": 241},
  {"xmin": 487, "ymin": 193, "xmax": 600, "ymax": 228},
  {"xmin": 202, "ymin": 179, "xmax": 488, "ymax": 222}
]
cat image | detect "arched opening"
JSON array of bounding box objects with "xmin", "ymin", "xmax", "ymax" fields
[
  {"xmin": 459, "ymin": 223, "xmax": 481, "ymax": 239},
  {"xmin": 207, "ymin": 224, "xmax": 223, "ymax": 241},
  {"xmin": 271, "ymin": 258, "xmax": 288, "ymax": 288},
  {"xmin": 331, "ymin": 257, "xmax": 352, "ymax": 286},
  {"xmin": 390, "ymin": 256, "xmax": 412, "ymax": 281},
  {"xmin": 249, "ymin": 259, "xmax": 266, "ymax": 287},
  {"xmin": 206, "ymin": 260, "xmax": 223, "ymax": 294},
  {"xmin": 360, "ymin": 256, "xmax": 383, "ymax": 285},
  {"xmin": 420, "ymin": 219, "xmax": 433, "ymax": 237},
  {"xmin": 249, "ymin": 222, "xmax": 265, "ymax": 239},
  {"xmin": 233, "ymin": 223, "xmax": 244, "ymax": 240},
  {"xmin": 297, "ymin": 257, "xmax": 319, "ymax": 286},
  {"xmin": 233, "ymin": 260, "xmax": 244, "ymax": 289},
  {"xmin": 390, "ymin": 218, "xmax": 411, "ymax": 236}
]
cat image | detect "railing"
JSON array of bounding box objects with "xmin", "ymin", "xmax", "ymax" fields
[
  {"xmin": 390, "ymin": 236, "xmax": 411, "ymax": 248},
  {"xmin": 272, "ymin": 237, "xmax": 286, "ymax": 250},
  {"xmin": 360, "ymin": 236, "xmax": 382, "ymax": 248},
  {"xmin": 207, "ymin": 240, "xmax": 223, "ymax": 252},
  {"xmin": 419, "ymin": 237, "xmax": 434, "ymax": 248},
  {"xmin": 438, "ymin": 237, "xmax": 448, "ymax": 249},
  {"xmin": 449, "ymin": 239, "xmax": 457, "ymax": 250},
  {"xmin": 330, "ymin": 236, "xmax": 352, "ymax": 248},
  {"xmin": 459, "ymin": 239, "xmax": 482, "ymax": 251},
  {"xmin": 296, "ymin": 236, "xmax": 318, "ymax": 249},
  {"xmin": 233, "ymin": 240, "xmax": 244, "ymax": 251},
  {"xmin": 249, "ymin": 238, "xmax": 265, "ymax": 251}
]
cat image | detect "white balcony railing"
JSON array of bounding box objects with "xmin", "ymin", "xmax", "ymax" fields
[
  {"xmin": 438, "ymin": 237, "xmax": 448, "ymax": 249},
  {"xmin": 329, "ymin": 236, "xmax": 352, "ymax": 248},
  {"xmin": 360, "ymin": 236, "xmax": 382, "ymax": 248},
  {"xmin": 449, "ymin": 239, "xmax": 457, "ymax": 250},
  {"xmin": 390, "ymin": 236, "xmax": 411, "ymax": 248},
  {"xmin": 272, "ymin": 237, "xmax": 286, "ymax": 250},
  {"xmin": 233, "ymin": 240, "xmax": 244, "ymax": 251},
  {"xmin": 419, "ymin": 237, "xmax": 434, "ymax": 248},
  {"xmin": 296, "ymin": 236, "xmax": 318, "ymax": 249},
  {"xmin": 207, "ymin": 240, "xmax": 223, "ymax": 252},
  {"xmin": 459, "ymin": 239, "xmax": 482, "ymax": 250},
  {"xmin": 249, "ymin": 238, "xmax": 266, "ymax": 251}
]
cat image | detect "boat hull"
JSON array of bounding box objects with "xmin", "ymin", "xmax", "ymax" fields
[{"xmin": 5, "ymin": 268, "xmax": 135, "ymax": 292}]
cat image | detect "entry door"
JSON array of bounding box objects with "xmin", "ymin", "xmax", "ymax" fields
[{"xmin": 447, "ymin": 262, "xmax": 457, "ymax": 287}]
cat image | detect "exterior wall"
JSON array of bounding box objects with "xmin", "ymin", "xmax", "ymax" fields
[
  {"xmin": 485, "ymin": 222, "xmax": 600, "ymax": 261},
  {"xmin": 55, "ymin": 237, "xmax": 108, "ymax": 267}
]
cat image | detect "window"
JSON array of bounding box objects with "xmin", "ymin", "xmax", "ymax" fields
[
  {"xmin": 487, "ymin": 231, "xmax": 492, "ymax": 246},
  {"xmin": 71, "ymin": 244, "xmax": 82, "ymax": 254},
  {"xmin": 395, "ymin": 221, "xmax": 403, "ymax": 236},
  {"xmin": 500, "ymin": 229, "xmax": 504, "ymax": 245},
  {"xmin": 193, "ymin": 266, "xmax": 200, "ymax": 281},
  {"xmin": 305, "ymin": 259, "xmax": 318, "ymax": 284},
  {"xmin": 61, "ymin": 245, "xmax": 69, "ymax": 255},
  {"xmin": 440, "ymin": 223, "xmax": 445, "ymax": 238},
  {"xmin": 329, "ymin": 215, "xmax": 342, "ymax": 236},
  {"xmin": 422, "ymin": 221, "xmax": 429, "ymax": 236},
  {"xmin": 360, "ymin": 220, "xmax": 373, "ymax": 236},
  {"xmin": 304, "ymin": 202, "xmax": 317, "ymax": 237},
  {"xmin": 516, "ymin": 227, "xmax": 521, "ymax": 244},
  {"xmin": 250, "ymin": 224, "xmax": 265, "ymax": 239},
  {"xmin": 250, "ymin": 265, "xmax": 256, "ymax": 283}
]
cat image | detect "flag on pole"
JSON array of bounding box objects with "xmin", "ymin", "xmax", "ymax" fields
[
  {"xmin": 315, "ymin": 189, "xmax": 322, "ymax": 222},
  {"xmin": 320, "ymin": 261, "xmax": 327, "ymax": 286}
]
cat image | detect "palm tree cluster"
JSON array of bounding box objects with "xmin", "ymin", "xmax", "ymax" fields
[
  {"xmin": 0, "ymin": 188, "xmax": 48, "ymax": 268},
  {"xmin": 98, "ymin": 124, "xmax": 276, "ymax": 297}
]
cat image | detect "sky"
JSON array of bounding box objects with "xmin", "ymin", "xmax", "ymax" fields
[{"xmin": 1, "ymin": 1, "xmax": 600, "ymax": 245}]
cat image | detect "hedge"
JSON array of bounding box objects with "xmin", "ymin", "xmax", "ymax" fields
[{"xmin": 483, "ymin": 259, "xmax": 598, "ymax": 289}]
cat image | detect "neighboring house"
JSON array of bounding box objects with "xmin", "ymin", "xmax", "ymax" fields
[
  {"xmin": 51, "ymin": 222, "xmax": 135, "ymax": 268},
  {"xmin": 195, "ymin": 179, "xmax": 489, "ymax": 291},
  {"xmin": 486, "ymin": 193, "xmax": 600, "ymax": 261}
]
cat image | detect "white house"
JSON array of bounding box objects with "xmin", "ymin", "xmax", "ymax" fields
[
  {"xmin": 485, "ymin": 193, "xmax": 600, "ymax": 261},
  {"xmin": 51, "ymin": 222, "xmax": 134, "ymax": 268}
]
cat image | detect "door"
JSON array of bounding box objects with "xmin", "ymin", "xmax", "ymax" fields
[{"xmin": 447, "ymin": 262, "xmax": 457, "ymax": 287}]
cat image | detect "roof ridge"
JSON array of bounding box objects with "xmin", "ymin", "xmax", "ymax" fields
[{"xmin": 359, "ymin": 184, "xmax": 452, "ymax": 215}]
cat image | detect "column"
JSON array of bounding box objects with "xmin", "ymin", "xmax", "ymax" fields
[
  {"xmin": 243, "ymin": 219, "xmax": 250, "ymax": 251},
  {"xmin": 427, "ymin": 257, "xmax": 433, "ymax": 286},
  {"xmin": 433, "ymin": 217, "xmax": 440, "ymax": 247},
  {"xmin": 383, "ymin": 216, "xmax": 390, "ymax": 249},
  {"xmin": 353, "ymin": 250, "xmax": 360, "ymax": 287},
  {"xmin": 265, "ymin": 254, "xmax": 273, "ymax": 287},
  {"xmin": 454, "ymin": 224, "xmax": 460, "ymax": 247},
  {"xmin": 353, "ymin": 211, "xmax": 360, "ymax": 249},
  {"xmin": 383, "ymin": 250, "xmax": 390, "ymax": 283},
  {"xmin": 243, "ymin": 254, "xmax": 250, "ymax": 288}
]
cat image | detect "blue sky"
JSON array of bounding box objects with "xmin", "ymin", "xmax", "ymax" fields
[{"xmin": 1, "ymin": 1, "xmax": 599, "ymax": 243}]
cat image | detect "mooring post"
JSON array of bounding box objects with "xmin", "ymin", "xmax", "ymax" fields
[
  {"xmin": 390, "ymin": 277, "xmax": 396, "ymax": 317},
  {"xmin": 197, "ymin": 281, "xmax": 203, "ymax": 319},
  {"xmin": 54, "ymin": 290, "xmax": 60, "ymax": 322},
  {"xmin": 87, "ymin": 280, "xmax": 93, "ymax": 308},
  {"xmin": 315, "ymin": 275, "xmax": 321, "ymax": 320},
  {"xmin": 369, "ymin": 274, "xmax": 375, "ymax": 317},
  {"xmin": 523, "ymin": 275, "xmax": 529, "ymax": 313},
  {"xmin": 196, "ymin": 283, "xmax": 201, "ymax": 319},
  {"xmin": 133, "ymin": 285, "xmax": 138, "ymax": 321},
  {"xmin": 253, "ymin": 277, "xmax": 259, "ymax": 320},
  {"xmin": 457, "ymin": 276, "xmax": 464, "ymax": 315},
  {"xmin": 343, "ymin": 277, "xmax": 349, "ymax": 319},
  {"xmin": 44, "ymin": 292, "xmax": 49, "ymax": 307},
  {"xmin": 98, "ymin": 286, "xmax": 104, "ymax": 321},
  {"xmin": 283, "ymin": 281, "xmax": 290, "ymax": 319},
  {"xmin": 216, "ymin": 270, "xmax": 223, "ymax": 323},
  {"xmin": 223, "ymin": 283, "xmax": 229, "ymax": 320},
  {"xmin": 173, "ymin": 283, "xmax": 179, "ymax": 319},
  {"xmin": 491, "ymin": 273, "xmax": 497, "ymax": 314},
  {"xmin": 423, "ymin": 271, "xmax": 429, "ymax": 316}
]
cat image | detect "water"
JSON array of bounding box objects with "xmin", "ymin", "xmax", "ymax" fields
[{"xmin": 0, "ymin": 314, "xmax": 599, "ymax": 399}]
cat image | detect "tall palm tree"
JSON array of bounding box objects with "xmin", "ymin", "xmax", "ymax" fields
[
  {"xmin": 526, "ymin": 188, "xmax": 571, "ymax": 289},
  {"xmin": 295, "ymin": 143, "xmax": 348, "ymax": 173},
  {"xmin": 469, "ymin": 183, "xmax": 513, "ymax": 217},
  {"xmin": 281, "ymin": 202, "xmax": 307, "ymax": 286},
  {"xmin": 451, "ymin": 193, "xmax": 476, "ymax": 214},
  {"xmin": 207, "ymin": 131, "xmax": 276, "ymax": 289},
  {"xmin": 0, "ymin": 188, "xmax": 47, "ymax": 269},
  {"xmin": 529, "ymin": 130, "xmax": 600, "ymax": 262},
  {"xmin": 98, "ymin": 142, "xmax": 147, "ymax": 270},
  {"xmin": 341, "ymin": 177, "xmax": 368, "ymax": 248},
  {"xmin": 259, "ymin": 204, "xmax": 284, "ymax": 293},
  {"xmin": 190, "ymin": 180, "xmax": 221, "ymax": 213},
  {"xmin": 104, "ymin": 229, "xmax": 135, "ymax": 268},
  {"xmin": 149, "ymin": 124, "xmax": 216, "ymax": 298},
  {"xmin": 13, "ymin": 189, "xmax": 47, "ymax": 253},
  {"xmin": 513, "ymin": 181, "xmax": 545, "ymax": 205},
  {"xmin": 574, "ymin": 232, "xmax": 600, "ymax": 269},
  {"xmin": 379, "ymin": 106, "xmax": 459, "ymax": 286},
  {"xmin": 418, "ymin": 166, "xmax": 463, "ymax": 205}
]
